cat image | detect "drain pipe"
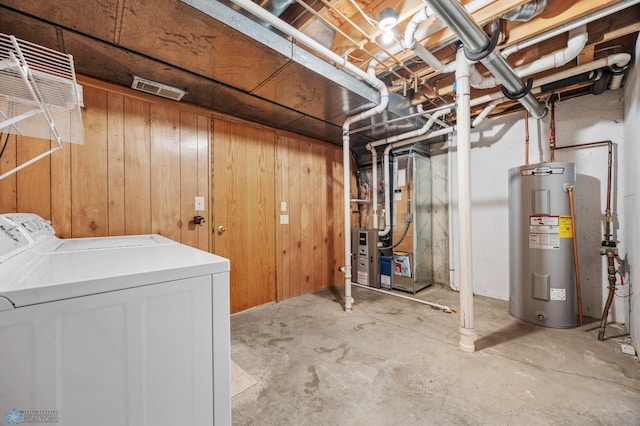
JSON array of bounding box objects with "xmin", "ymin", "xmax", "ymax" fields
[
  {"xmin": 470, "ymin": 26, "xmax": 588, "ymax": 90},
  {"xmin": 343, "ymin": 63, "xmax": 389, "ymax": 312},
  {"xmin": 227, "ymin": 0, "xmax": 389, "ymax": 313},
  {"xmin": 424, "ymin": 0, "xmax": 546, "ymax": 119},
  {"xmin": 454, "ymin": 49, "xmax": 477, "ymax": 353}
]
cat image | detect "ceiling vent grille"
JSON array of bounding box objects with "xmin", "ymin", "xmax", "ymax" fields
[{"xmin": 131, "ymin": 76, "xmax": 186, "ymax": 101}]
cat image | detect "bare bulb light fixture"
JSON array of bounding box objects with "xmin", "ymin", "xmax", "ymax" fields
[{"xmin": 378, "ymin": 7, "xmax": 398, "ymax": 44}]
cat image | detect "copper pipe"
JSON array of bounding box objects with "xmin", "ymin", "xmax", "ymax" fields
[
  {"xmin": 567, "ymin": 185, "xmax": 583, "ymax": 326},
  {"xmin": 556, "ymin": 140, "xmax": 613, "ymax": 240},
  {"xmin": 524, "ymin": 109, "xmax": 529, "ymax": 165},
  {"xmin": 549, "ymin": 96, "xmax": 556, "ymax": 162},
  {"xmin": 598, "ymin": 249, "xmax": 617, "ymax": 340}
]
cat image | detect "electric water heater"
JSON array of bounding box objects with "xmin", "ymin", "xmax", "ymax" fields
[{"xmin": 508, "ymin": 162, "xmax": 577, "ymax": 328}]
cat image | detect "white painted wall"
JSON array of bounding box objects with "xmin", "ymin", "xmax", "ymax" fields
[
  {"xmin": 623, "ymin": 35, "xmax": 640, "ymax": 349},
  {"xmin": 445, "ymin": 88, "xmax": 627, "ymax": 322}
]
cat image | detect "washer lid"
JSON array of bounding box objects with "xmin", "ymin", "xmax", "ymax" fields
[{"xmin": 0, "ymin": 236, "xmax": 229, "ymax": 309}]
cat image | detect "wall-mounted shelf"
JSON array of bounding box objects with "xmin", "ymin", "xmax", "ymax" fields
[{"xmin": 0, "ymin": 33, "xmax": 84, "ymax": 180}]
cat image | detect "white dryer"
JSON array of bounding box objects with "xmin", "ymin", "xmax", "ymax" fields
[{"xmin": 0, "ymin": 213, "xmax": 230, "ymax": 425}]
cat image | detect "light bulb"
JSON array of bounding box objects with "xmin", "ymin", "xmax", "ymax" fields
[{"xmin": 382, "ymin": 28, "xmax": 394, "ymax": 44}]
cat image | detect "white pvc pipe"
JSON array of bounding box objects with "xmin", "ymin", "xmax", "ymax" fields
[
  {"xmin": 376, "ymin": 108, "xmax": 451, "ymax": 237},
  {"xmin": 342, "ymin": 63, "xmax": 389, "ymax": 312},
  {"xmin": 375, "ymin": 0, "xmax": 495, "ymax": 66},
  {"xmin": 229, "ymin": 0, "xmax": 378, "ymax": 84},
  {"xmin": 472, "ymin": 26, "xmax": 588, "ymax": 89},
  {"xmin": 228, "ymin": 0, "xmax": 390, "ymax": 313},
  {"xmin": 446, "ymin": 133, "xmax": 458, "ymax": 291},
  {"xmin": 502, "ymin": 0, "xmax": 640, "ymax": 58},
  {"xmin": 420, "ymin": 53, "xmax": 633, "ymax": 121},
  {"xmin": 455, "ymin": 49, "xmax": 477, "ymax": 353},
  {"xmin": 352, "ymin": 282, "xmax": 453, "ymax": 312}
]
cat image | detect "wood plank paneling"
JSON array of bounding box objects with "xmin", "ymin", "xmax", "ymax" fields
[
  {"xmin": 2, "ymin": 76, "xmax": 349, "ymax": 313},
  {"xmin": 299, "ymin": 140, "xmax": 314, "ymax": 295},
  {"xmin": 123, "ymin": 97, "xmax": 151, "ymax": 235},
  {"xmin": 72, "ymin": 86, "xmax": 109, "ymax": 237},
  {"xmin": 107, "ymin": 92, "xmax": 125, "ymax": 236},
  {"xmin": 275, "ymin": 136, "xmax": 346, "ymax": 301},
  {"xmin": 197, "ymin": 115, "xmax": 210, "ymax": 252},
  {"xmin": 313, "ymin": 142, "xmax": 328, "ymax": 291},
  {"xmin": 180, "ymin": 110, "xmax": 199, "ymax": 248},
  {"xmin": 50, "ymin": 141, "xmax": 72, "ymax": 238},
  {"xmin": 16, "ymin": 136, "xmax": 51, "ymax": 219},
  {"xmin": 150, "ymin": 103, "xmax": 181, "ymax": 241},
  {"xmin": 287, "ymin": 137, "xmax": 302, "ymax": 298}
]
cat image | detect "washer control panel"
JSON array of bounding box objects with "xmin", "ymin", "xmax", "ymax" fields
[{"xmin": 0, "ymin": 213, "xmax": 56, "ymax": 263}]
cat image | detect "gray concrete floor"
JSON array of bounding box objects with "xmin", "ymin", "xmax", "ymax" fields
[{"xmin": 230, "ymin": 285, "xmax": 639, "ymax": 425}]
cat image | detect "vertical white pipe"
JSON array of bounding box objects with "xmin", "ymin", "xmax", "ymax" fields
[
  {"xmin": 455, "ymin": 49, "xmax": 477, "ymax": 353},
  {"xmin": 343, "ymin": 64, "xmax": 389, "ymax": 312}
]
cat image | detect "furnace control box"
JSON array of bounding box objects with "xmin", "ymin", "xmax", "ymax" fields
[{"xmin": 352, "ymin": 229, "xmax": 379, "ymax": 287}]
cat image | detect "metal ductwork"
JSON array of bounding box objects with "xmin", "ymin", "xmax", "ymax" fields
[
  {"xmin": 424, "ymin": 0, "xmax": 547, "ymax": 119},
  {"xmin": 259, "ymin": 0, "xmax": 295, "ymax": 16},
  {"xmin": 501, "ymin": 0, "xmax": 547, "ymax": 22}
]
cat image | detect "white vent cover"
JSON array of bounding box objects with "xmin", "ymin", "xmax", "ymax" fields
[{"xmin": 131, "ymin": 76, "xmax": 186, "ymax": 101}]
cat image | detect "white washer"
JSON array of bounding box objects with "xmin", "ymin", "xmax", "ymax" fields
[{"xmin": 0, "ymin": 213, "xmax": 230, "ymax": 426}]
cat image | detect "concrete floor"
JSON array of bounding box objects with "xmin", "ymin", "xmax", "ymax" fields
[{"xmin": 230, "ymin": 285, "xmax": 640, "ymax": 425}]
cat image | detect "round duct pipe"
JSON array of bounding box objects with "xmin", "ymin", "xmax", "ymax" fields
[
  {"xmin": 501, "ymin": 0, "xmax": 547, "ymax": 22},
  {"xmin": 539, "ymin": 70, "xmax": 601, "ymax": 94},
  {"xmin": 591, "ymin": 70, "xmax": 611, "ymax": 95}
]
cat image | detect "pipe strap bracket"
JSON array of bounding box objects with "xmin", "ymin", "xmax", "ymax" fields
[
  {"xmin": 501, "ymin": 77, "xmax": 534, "ymax": 100},
  {"xmin": 463, "ymin": 21, "xmax": 499, "ymax": 62}
]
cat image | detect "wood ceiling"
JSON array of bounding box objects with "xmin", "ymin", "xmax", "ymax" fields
[{"xmin": 0, "ymin": 0, "xmax": 638, "ymax": 144}]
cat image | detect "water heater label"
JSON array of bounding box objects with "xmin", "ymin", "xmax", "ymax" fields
[
  {"xmin": 558, "ymin": 216, "xmax": 572, "ymax": 238},
  {"xmin": 550, "ymin": 288, "xmax": 566, "ymax": 301},
  {"xmin": 529, "ymin": 216, "xmax": 560, "ymax": 249}
]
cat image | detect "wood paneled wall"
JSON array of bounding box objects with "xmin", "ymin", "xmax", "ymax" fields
[
  {"xmin": 275, "ymin": 135, "xmax": 346, "ymax": 300},
  {"xmin": 0, "ymin": 79, "xmax": 211, "ymax": 252},
  {"xmin": 1, "ymin": 76, "xmax": 350, "ymax": 310}
]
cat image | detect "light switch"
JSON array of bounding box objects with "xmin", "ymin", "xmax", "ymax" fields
[{"xmin": 195, "ymin": 196, "xmax": 205, "ymax": 211}]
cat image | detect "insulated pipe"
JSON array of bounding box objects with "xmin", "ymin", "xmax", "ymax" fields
[
  {"xmin": 454, "ymin": 49, "xmax": 477, "ymax": 353},
  {"xmin": 424, "ymin": 0, "xmax": 547, "ymax": 119}
]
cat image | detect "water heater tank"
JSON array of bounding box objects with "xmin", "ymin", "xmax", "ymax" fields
[{"xmin": 508, "ymin": 162, "xmax": 577, "ymax": 328}]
